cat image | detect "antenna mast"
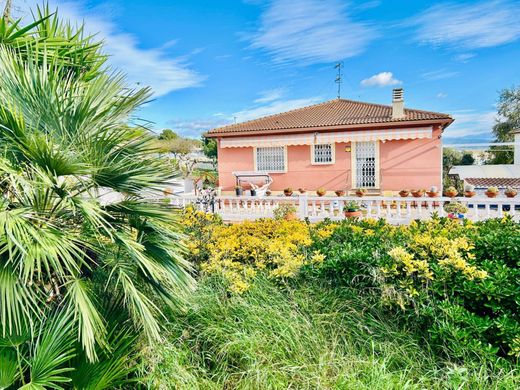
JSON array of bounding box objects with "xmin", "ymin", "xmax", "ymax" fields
[{"xmin": 334, "ymin": 62, "xmax": 343, "ymax": 99}]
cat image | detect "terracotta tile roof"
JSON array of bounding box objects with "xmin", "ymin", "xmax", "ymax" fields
[
  {"xmin": 465, "ymin": 178, "xmax": 520, "ymax": 188},
  {"xmin": 208, "ymin": 98, "xmax": 452, "ymax": 136}
]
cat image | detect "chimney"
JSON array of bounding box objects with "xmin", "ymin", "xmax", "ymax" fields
[
  {"xmin": 392, "ymin": 88, "xmax": 404, "ymax": 119},
  {"xmin": 513, "ymin": 128, "xmax": 520, "ymax": 165}
]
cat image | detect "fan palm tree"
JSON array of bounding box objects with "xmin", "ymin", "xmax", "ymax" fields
[{"xmin": 0, "ymin": 6, "xmax": 193, "ymax": 388}]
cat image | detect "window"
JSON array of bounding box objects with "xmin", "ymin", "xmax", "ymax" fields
[
  {"xmin": 255, "ymin": 146, "xmax": 286, "ymax": 172},
  {"xmin": 353, "ymin": 141, "xmax": 378, "ymax": 188},
  {"xmin": 312, "ymin": 143, "xmax": 334, "ymax": 164}
]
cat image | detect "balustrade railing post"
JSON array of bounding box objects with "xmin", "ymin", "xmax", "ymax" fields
[{"xmin": 298, "ymin": 194, "xmax": 309, "ymax": 219}]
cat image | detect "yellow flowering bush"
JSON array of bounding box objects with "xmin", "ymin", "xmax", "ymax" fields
[{"xmin": 201, "ymin": 219, "xmax": 314, "ymax": 293}]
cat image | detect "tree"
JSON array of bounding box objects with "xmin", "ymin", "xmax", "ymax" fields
[
  {"xmin": 487, "ymin": 86, "xmax": 520, "ymax": 164},
  {"xmin": 202, "ymin": 135, "xmax": 217, "ymax": 160},
  {"xmin": 0, "ymin": 6, "xmax": 191, "ymax": 388},
  {"xmin": 158, "ymin": 128, "xmax": 178, "ymax": 140},
  {"xmin": 443, "ymin": 148, "xmax": 474, "ymax": 190}
]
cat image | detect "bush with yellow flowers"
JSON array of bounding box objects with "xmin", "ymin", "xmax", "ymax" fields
[
  {"xmin": 309, "ymin": 215, "xmax": 519, "ymax": 362},
  {"xmin": 201, "ymin": 219, "xmax": 322, "ymax": 293}
]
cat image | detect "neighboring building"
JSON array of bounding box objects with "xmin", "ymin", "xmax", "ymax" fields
[
  {"xmin": 206, "ymin": 89, "xmax": 453, "ymax": 193},
  {"xmin": 450, "ymin": 129, "xmax": 520, "ymax": 192}
]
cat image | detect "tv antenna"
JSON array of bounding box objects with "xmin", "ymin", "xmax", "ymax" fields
[{"xmin": 335, "ymin": 62, "xmax": 343, "ymax": 99}]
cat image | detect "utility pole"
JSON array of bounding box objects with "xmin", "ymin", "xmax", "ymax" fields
[
  {"xmin": 335, "ymin": 62, "xmax": 343, "ymax": 99},
  {"xmin": 2, "ymin": 0, "xmax": 13, "ymax": 22}
]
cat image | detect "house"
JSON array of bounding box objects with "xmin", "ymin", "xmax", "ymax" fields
[
  {"xmin": 206, "ymin": 89, "xmax": 453, "ymax": 194},
  {"xmin": 450, "ymin": 129, "xmax": 520, "ymax": 193}
]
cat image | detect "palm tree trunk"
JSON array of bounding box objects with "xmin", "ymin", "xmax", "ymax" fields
[{"xmin": 2, "ymin": 0, "xmax": 13, "ymax": 21}]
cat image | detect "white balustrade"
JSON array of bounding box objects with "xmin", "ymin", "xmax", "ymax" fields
[{"xmin": 159, "ymin": 194, "xmax": 520, "ymax": 224}]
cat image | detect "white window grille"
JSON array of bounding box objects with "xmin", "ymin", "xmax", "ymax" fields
[
  {"xmin": 255, "ymin": 146, "xmax": 285, "ymax": 172},
  {"xmin": 355, "ymin": 141, "xmax": 377, "ymax": 188},
  {"xmin": 312, "ymin": 144, "xmax": 334, "ymax": 164}
]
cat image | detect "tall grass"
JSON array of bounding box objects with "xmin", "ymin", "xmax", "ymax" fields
[{"xmin": 146, "ymin": 277, "xmax": 518, "ymax": 389}]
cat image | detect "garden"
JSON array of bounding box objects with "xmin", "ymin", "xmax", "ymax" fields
[
  {"xmin": 144, "ymin": 207, "xmax": 519, "ymax": 389},
  {"xmin": 0, "ymin": 6, "xmax": 518, "ymax": 390}
]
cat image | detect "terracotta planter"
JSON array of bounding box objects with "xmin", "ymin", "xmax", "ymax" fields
[
  {"xmin": 464, "ymin": 191, "xmax": 476, "ymax": 198},
  {"xmin": 399, "ymin": 191, "xmax": 409, "ymax": 197},
  {"xmin": 265, "ymin": 191, "xmax": 272, "ymax": 197},
  {"xmin": 485, "ymin": 191, "xmax": 498, "ymax": 198},
  {"xmin": 426, "ymin": 191, "xmax": 439, "ymax": 198},
  {"xmin": 445, "ymin": 191, "xmax": 458, "ymax": 198},
  {"xmin": 344, "ymin": 210, "xmax": 362, "ymax": 218},
  {"xmin": 284, "ymin": 190, "xmax": 293, "ymax": 197},
  {"xmin": 284, "ymin": 212, "xmax": 298, "ymax": 221},
  {"xmin": 411, "ymin": 191, "xmax": 424, "ymax": 198},
  {"xmin": 355, "ymin": 191, "xmax": 366, "ymax": 197},
  {"xmin": 316, "ymin": 191, "xmax": 326, "ymax": 197},
  {"xmin": 298, "ymin": 189, "xmax": 306, "ymax": 194},
  {"xmin": 335, "ymin": 190, "xmax": 345, "ymax": 197},
  {"xmin": 505, "ymin": 191, "xmax": 517, "ymax": 198}
]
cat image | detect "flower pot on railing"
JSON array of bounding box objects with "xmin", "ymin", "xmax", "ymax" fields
[
  {"xmin": 266, "ymin": 190, "xmax": 272, "ymax": 196},
  {"xmin": 411, "ymin": 189, "xmax": 425, "ymax": 198},
  {"xmin": 344, "ymin": 211, "xmax": 362, "ymax": 218},
  {"xmin": 250, "ymin": 189, "xmax": 257, "ymax": 197},
  {"xmin": 399, "ymin": 190, "xmax": 410, "ymax": 197},
  {"xmin": 444, "ymin": 187, "xmax": 458, "ymax": 197},
  {"xmin": 283, "ymin": 188, "xmax": 293, "ymax": 196},
  {"xmin": 464, "ymin": 191, "xmax": 476, "ymax": 198},
  {"xmin": 485, "ymin": 191, "xmax": 498, "ymax": 198},
  {"xmin": 505, "ymin": 187, "xmax": 517, "ymax": 198},
  {"xmin": 298, "ymin": 188, "xmax": 306, "ymax": 194},
  {"xmin": 355, "ymin": 188, "xmax": 367, "ymax": 197},
  {"xmin": 235, "ymin": 187, "xmax": 243, "ymax": 196},
  {"xmin": 316, "ymin": 188, "xmax": 326, "ymax": 197},
  {"xmin": 426, "ymin": 191, "xmax": 439, "ymax": 198},
  {"xmin": 335, "ymin": 190, "xmax": 345, "ymax": 197}
]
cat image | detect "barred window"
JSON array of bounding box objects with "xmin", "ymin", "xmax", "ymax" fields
[
  {"xmin": 312, "ymin": 143, "xmax": 334, "ymax": 164},
  {"xmin": 355, "ymin": 141, "xmax": 376, "ymax": 188},
  {"xmin": 256, "ymin": 147, "xmax": 285, "ymax": 172}
]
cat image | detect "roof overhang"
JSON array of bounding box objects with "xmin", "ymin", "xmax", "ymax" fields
[
  {"xmin": 220, "ymin": 126, "xmax": 433, "ymax": 148},
  {"xmin": 206, "ymin": 118, "xmax": 452, "ymax": 138}
]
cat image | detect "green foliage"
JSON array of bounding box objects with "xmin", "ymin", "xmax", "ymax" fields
[
  {"xmin": 201, "ymin": 135, "xmax": 217, "ymax": 159},
  {"xmin": 443, "ymin": 148, "xmax": 474, "ymax": 190},
  {"xmin": 272, "ymin": 203, "xmax": 297, "ymax": 219},
  {"xmin": 146, "ymin": 276, "xmax": 519, "ymax": 389},
  {"xmin": 310, "ymin": 217, "xmax": 520, "ymax": 363},
  {"xmin": 158, "ymin": 128, "xmax": 178, "ymax": 140},
  {"xmin": 0, "ymin": 4, "xmax": 192, "ymax": 387}
]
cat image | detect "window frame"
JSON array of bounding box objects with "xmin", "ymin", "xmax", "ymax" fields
[
  {"xmin": 311, "ymin": 143, "xmax": 335, "ymax": 165},
  {"xmin": 254, "ymin": 146, "xmax": 287, "ymax": 173},
  {"xmin": 351, "ymin": 141, "xmax": 380, "ymax": 189}
]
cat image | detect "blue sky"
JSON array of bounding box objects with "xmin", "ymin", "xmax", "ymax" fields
[{"xmin": 13, "ymin": 0, "xmax": 520, "ymax": 141}]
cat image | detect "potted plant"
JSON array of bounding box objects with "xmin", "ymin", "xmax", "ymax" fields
[
  {"xmin": 505, "ymin": 186, "xmax": 518, "ymax": 198},
  {"xmin": 444, "ymin": 186, "xmax": 458, "ymax": 198},
  {"xmin": 235, "ymin": 185, "xmax": 243, "ymax": 196},
  {"xmin": 343, "ymin": 201, "xmax": 362, "ymax": 218},
  {"xmin": 265, "ymin": 190, "xmax": 272, "ymax": 196},
  {"xmin": 250, "ymin": 188, "xmax": 257, "ymax": 196},
  {"xmin": 411, "ymin": 189, "xmax": 425, "ymax": 198},
  {"xmin": 464, "ymin": 184, "xmax": 476, "ymax": 198},
  {"xmin": 298, "ymin": 187, "xmax": 306, "ymax": 194},
  {"xmin": 283, "ymin": 187, "xmax": 293, "ymax": 196},
  {"xmin": 335, "ymin": 189, "xmax": 345, "ymax": 197},
  {"xmin": 426, "ymin": 186, "xmax": 439, "ymax": 197},
  {"xmin": 355, "ymin": 188, "xmax": 367, "ymax": 197},
  {"xmin": 273, "ymin": 203, "xmax": 298, "ymax": 221},
  {"xmin": 485, "ymin": 186, "xmax": 499, "ymax": 198},
  {"xmin": 444, "ymin": 201, "xmax": 468, "ymax": 220},
  {"xmin": 316, "ymin": 187, "xmax": 326, "ymax": 197},
  {"xmin": 399, "ymin": 189, "xmax": 410, "ymax": 197}
]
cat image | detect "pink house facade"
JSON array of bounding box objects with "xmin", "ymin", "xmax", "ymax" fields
[{"xmin": 207, "ymin": 89, "xmax": 453, "ymax": 194}]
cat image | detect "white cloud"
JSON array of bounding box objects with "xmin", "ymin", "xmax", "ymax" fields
[
  {"xmin": 233, "ymin": 97, "xmax": 322, "ymax": 123},
  {"xmin": 453, "ymin": 53, "xmax": 475, "ymax": 63},
  {"xmin": 254, "ymin": 88, "xmax": 286, "ymax": 103},
  {"xmin": 16, "ymin": 1, "xmax": 204, "ymax": 97},
  {"xmin": 361, "ymin": 72, "xmax": 401, "ymax": 87},
  {"xmin": 166, "ymin": 118, "xmax": 232, "ymax": 138},
  {"xmin": 421, "ymin": 69, "xmax": 459, "ymax": 81},
  {"xmin": 249, "ymin": 0, "xmax": 377, "ymax": 64},
  {"xmin": 437, "ymin": 92, "xmax": 448, "ymax": 98},
  {"xmin": 411, "ymin": 1, "xmax": 520, "ymax": 50},
  {"xmin": 445, "ymin": 110, "xmax": 497, "ymax": 138}
]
